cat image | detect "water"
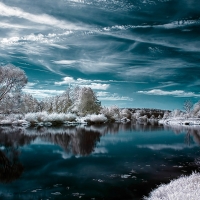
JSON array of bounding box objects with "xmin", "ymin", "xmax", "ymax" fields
[{"xmin": 0, "ymin": 123, "xmax": 200, "ymax": 199}]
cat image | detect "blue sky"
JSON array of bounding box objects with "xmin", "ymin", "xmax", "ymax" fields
[{"xmin": 0, "ymin": 0, "xmax": 200, "ymax": 110}]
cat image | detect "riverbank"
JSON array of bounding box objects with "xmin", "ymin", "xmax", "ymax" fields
[{"xmin": 159, "ymin": 118, "xmax": 200, "ymax": 126}]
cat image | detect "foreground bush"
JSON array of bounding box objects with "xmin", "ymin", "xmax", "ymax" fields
[{"xmin": 144, "ymin": 172, "xmax": 200, "ymax": 200}]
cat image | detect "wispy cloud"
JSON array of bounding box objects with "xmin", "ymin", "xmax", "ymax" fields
[
  {"xmin": 155, "ymin": 81, "xmax": 180, "ymax": 89},
  {"xmin": 97, "ymin": 91, "xmax": 133, "ymax": 101},
  {"xmin": 0, "ymin": 22, "xmax": 32, "ymax": 29},
  {"xmin": 138, "ymin": 89, "xmax": 200, "ymax": 97},
  {"xmin": 0, "ymin": 2, "xmax": 83, "ymax": 30},
  {"xmin": 53, "ymin": 59, "xmax": 117, "ymax": 73},
  {"xmin": 0, "ymin": 31, "xmax": 73, "ymax": 45},
  {"xmin": 53, "ymin": 60, "xmax": 76, "ymax": 65}
]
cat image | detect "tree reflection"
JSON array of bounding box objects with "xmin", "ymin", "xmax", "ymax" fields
[
  {"xmin": 38, "ymin": 127, "xmax": 101, "ymax": 156},
  {"xmin": 0, "ymin": 148, "xmax": 23, "ymax": 183},
  {"xmin": 163, "ymin": 125, "xmax": 200, "ymax": 145},
  {"xmin": 0, "ymin": 126, "xmax": 36, "ymax": 183},
  {"xmin": 1, "ymin": 122, "xmax": 200, "ymax": 183}
]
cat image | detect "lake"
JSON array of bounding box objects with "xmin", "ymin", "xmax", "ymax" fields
[{"xmin": 0, "ymin": 123, "xmax": 200, "ymax": 200}]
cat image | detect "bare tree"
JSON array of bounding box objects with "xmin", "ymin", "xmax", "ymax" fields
[{"xmin": 0, "ymin": 64, "xmax": 27, "ymax": 102}]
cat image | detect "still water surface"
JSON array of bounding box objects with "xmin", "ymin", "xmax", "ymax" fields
[{"xmin": 0, "ymin": 123, "xmax": 200, "ymax": 200}]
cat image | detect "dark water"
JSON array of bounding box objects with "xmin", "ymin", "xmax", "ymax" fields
[{"xmin": 0, "ymin": 123, "xmax": 200, "ymax": 200}]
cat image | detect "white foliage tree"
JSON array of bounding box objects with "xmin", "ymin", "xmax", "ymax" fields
[
  {"xmin": 68, "ymin": 86, "xmax": 101, "ymax": 116},
  {"xmin": 0, "ymin": 65, "xmax": 27, "ymax": 114},
  {"xmin": 120, "ymin": 108, "xmax": 131, "ymax": 119},
  {"xmin": 21, "ymin": 93, "xmax": 39, "ymax": 113},
  {"xmin": 192, "ymin": 101, "xmax": 200, "ymax": 117},
  {"xmin": 0, "ymin": 64, "xmax": 27, "ymax": 102},
  {"xmin": 43, "ymin": 89, "xmax": 72, "ymax": 113}
]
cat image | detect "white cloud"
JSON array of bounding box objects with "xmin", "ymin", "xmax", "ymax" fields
[
  {"xmin": 0, "ymin": 31, "xmax": 73, "ymax": 45},
  {"xmin": 55, "ymin": 76, "xmax": 110, "ymax": 90},
  {"xmin": 55, "ymin": 76, "xmax": 76, "ymax": 85},
  {"xmin": 137, "ymin": 89, "xmax": 200, "ymax": 97},
  {"xmin": 81, "ymin": 83, "xmax": 109, "ymax": 90},
  {"xmin": 23, "ymin": 88, "xmax": 64, "ymax": 99},
  {"xmin": 97, "ymin": 91, "xmax": 133, "ymax": 101},
  {"xmin": 0, "ymin": 2, "xmax": 82, "ymax": 30},
  {"xmin": 53, "ymin": 60, "xmax": 77, "ymax": 65},
  {"xmin": 0, "ymin": 22, "xmax": 32, "ymax": 29}
]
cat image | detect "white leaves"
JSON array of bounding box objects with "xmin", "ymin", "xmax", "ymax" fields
[{"xmin": 0, "ymin": 64, "xmax": 27, "ymax": 102}]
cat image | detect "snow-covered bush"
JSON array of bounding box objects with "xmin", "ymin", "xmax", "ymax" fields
[
  {"xmin": 25, "ymin": 112, "xmax": 77, "ymax": 124},
  {"xmin": 132, "ymin": 110, "xmax": 141, "ymax": 120},
  {"xmin": 144, "ymin": 172, "xmax": 200, "ymax": 200},
  {"xmin": 170, "ymin": 109, "xmax": 181, "ymax": 118},
  {"xmin": 25, "ymin": 112, "xmax": 44, "ymax": 124},
  {"xmin": 120, "ymin": 108, "xmax": 131, "ymax": 119},
  {"xmin": 162, "ymin": 111, "xmax": 170, "ymax": 119},
  {"xmin": 100, "ymin": 106, "xmax": 120, "ymax": 122},
  {"xmin": 137, "ymin": 115, "xmax": 148, "ymax": 124},
  {"xmin": 85, "ymin": 114, "xmax": 107, "ymax": 124}
]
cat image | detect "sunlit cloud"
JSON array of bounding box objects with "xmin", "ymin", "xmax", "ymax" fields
[
  {"xmin": 55, "ymin": 76, "xmax": 109, "ymax": 90},
  {"xmin": 138, "ymin": 89, "xmax": 200, "ymax": 97}
]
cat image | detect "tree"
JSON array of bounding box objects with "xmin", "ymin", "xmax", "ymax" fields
[
  {"xmin": 68, "ymin": 86, "xmax": 101, "ymax": 116},
  {"xmin": 21, "ymin": 93, "xmax": 39, "ymax": 113},
  {"xmin": 0, "ymin": 64, "xmax": 27, "ymax": 102},
  {"xmin": 183, "ymin": 99, "xmax": 193, "ymax": 113}
]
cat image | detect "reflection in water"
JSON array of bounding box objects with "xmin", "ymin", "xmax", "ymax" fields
[
  {"xmin": 39, "ymin": 129, "xmax": 101, "ymax": 156},
  {"xmin": 0, "ymin": 149, "xmax": 23, "ymax": 183},
  {"xmin": 0, "ymin": 123, "xmax": 200, "ymax": 200},
  {"xmin": 163, "ymin": 124, "xmax": 200, "ymax": 170},
  {"xmin": 163, "ymin": 125, "xmax": 200, "ymax": 145},
  {"xmin": 0, "ymin": 126, "xmax": 36, "ymax": 183},
  {"xmin": 0, "ymin": 123, "xmax": 165, "ymax": 158},
  {"xmin": 0, "ymin": 123, "xmax": 200, "ymax": 184}
]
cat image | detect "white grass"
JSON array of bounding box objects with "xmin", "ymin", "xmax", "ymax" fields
[{"xmin": 144, "ymin": 172, "xmax": 200, "ymax": 200}]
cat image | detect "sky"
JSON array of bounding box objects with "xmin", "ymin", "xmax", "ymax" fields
[{"xmin": 0, "ymin": 0, "xmax": 200, "ymax": 110}]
